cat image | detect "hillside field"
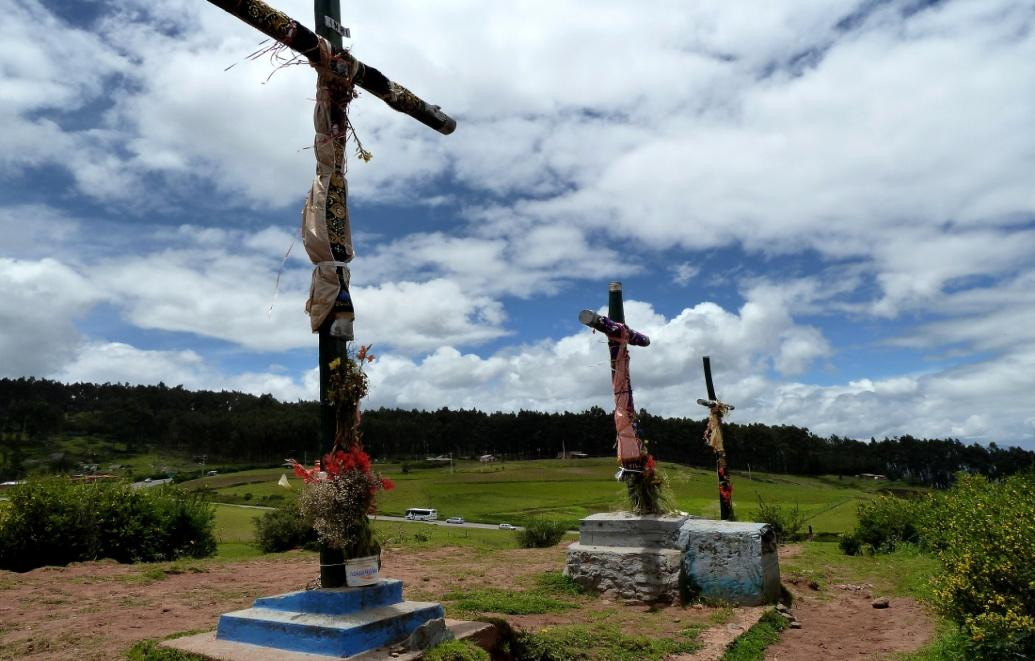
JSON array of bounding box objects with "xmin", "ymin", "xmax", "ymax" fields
[{"xmin": 189, "ymin": 457, "xmax": 918, "ymax": 538}]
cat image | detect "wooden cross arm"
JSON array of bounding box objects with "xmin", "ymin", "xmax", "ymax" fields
[
  {"xmin": 206, "ymin": 0, "xmax": 456, "ymax": 135},
  {"xmin": 578, "ymin": 310, "xmax": 650, "ymax": 346}
]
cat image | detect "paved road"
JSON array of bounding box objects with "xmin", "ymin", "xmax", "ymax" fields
[
  {"xmin": 213, "ymin": 503, "xmax": 522, "ymax": 531},
  {"xmin": 373, "ymin": 514, "xmax": 521, "ymax": 531}
]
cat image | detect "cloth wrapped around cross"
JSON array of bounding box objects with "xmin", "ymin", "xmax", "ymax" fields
[
  {"xmin": 302, "ymin": 38, "xmax": 358, "ymax": 339},
  {"xmin": 579, "ymin": 310, "xmax": 651, "ymax": 469}
]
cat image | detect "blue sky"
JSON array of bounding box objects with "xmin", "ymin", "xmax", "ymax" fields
[{"xmin": 2, "ymin": 0, "xmax": 1034, "ymax": 448}]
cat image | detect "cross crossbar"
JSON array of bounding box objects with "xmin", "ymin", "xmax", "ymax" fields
[{"xmin": 206, "ymin": 0, "xmax": 456, "ymax": 134}]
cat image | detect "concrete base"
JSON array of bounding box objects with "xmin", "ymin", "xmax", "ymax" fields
[
  {"xmin": 577, "ymin": 512, "xmax": 689, "ymax": 548},
  {"xmin": 565, "ymin": 513, "xmax": 781, "ymax": 606},
  {"xmin": 163, "ymin": 619, "xmax": 498, "ymax": 661},
  {"xmin": 205, "ymin": 579, "xmax": 444, "ymax": 658},
  {"xmin": 565, "ymin": 543, "xmax": 683, "ymax": 603},
  {"xmin": 680, "ymin": 519, "xmax": 781, "ymax": 606}
]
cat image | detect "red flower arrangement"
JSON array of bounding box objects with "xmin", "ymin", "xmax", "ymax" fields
[{"xmin": 286, "ymin": 346, "xmax": 393, "ymax": 557}]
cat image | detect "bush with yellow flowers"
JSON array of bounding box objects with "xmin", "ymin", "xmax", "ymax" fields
[
  {"xmin": 843, "ymin": 471, "xmax": 1034, "ymax": 658},
  {"xmin": 920, "ymin": 472, "xmax": 1035, "ymax": 659}
]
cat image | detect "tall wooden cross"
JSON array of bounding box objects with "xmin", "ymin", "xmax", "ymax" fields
[
  {"xmin": 697, "ymin": 356, "xmax": 735, "ymax": 520},
  {"xmin": 205, "ymin": 0, "xmax": 455, "ymax": 455}
]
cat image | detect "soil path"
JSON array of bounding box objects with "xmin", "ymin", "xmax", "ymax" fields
[{"xmin": 766, "ymin": 576, "xmax": 934, "ymax": 660}]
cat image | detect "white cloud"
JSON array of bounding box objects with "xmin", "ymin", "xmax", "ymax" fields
[
  {"xmin": 672, "ymin": 263, "xmax": 700, "ymax": 286},
  {"xmin": 55, "ymin": 340, "xmax": 317, "ymax": 402},
  {"xmin": 364, "ymin": 294, "xmax": 832, "ymax": 413},
  {"xmin": 352, "ymin": 279, "xmax": 508, "ymax": 352},
  {"xmin": 0, "ymin": 258, "xmax": 102, "ymax": 377}
]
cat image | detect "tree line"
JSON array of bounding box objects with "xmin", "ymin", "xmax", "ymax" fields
[{"xmin": 1, "ymin": 377, "xmax": 1032, "ymax": 486}]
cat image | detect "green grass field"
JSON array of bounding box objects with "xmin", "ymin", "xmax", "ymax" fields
[
  {"xmin": 210, "ymin": 503, "xmax": 529, "ymax": 558},
  {"xmin": 196, "ymin": 458, "xmax": 916, "ymax": 535}
]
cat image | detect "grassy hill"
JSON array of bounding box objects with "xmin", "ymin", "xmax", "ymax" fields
[{"xmin": 185, "ymin": 457, "xmax": 920, "ymax": 534}]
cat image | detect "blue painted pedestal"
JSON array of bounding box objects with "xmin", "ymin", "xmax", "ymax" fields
[{"xmin": 216, "ymin": 579, "xmax": 444, "ymax": 657}]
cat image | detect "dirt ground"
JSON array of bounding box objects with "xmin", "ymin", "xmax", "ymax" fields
[
  {"xmin": 765, "ymin": 546, "xmax": 935, "ymax": 661},
  {"xmin": 0, "ymin": 543, "xmax": 936, "ymax": 661},
  {"xmin": 0, "ymin": 544, "xmax": 719, "ymax": 660}
]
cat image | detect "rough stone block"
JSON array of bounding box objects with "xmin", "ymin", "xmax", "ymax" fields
[
  {"xmin": 679, "ymin": 519, "xmax": 780, "ymax": 606},
  {"xmin": 578, "ymin": 512, "xmax": 690, "ymax": 549},
  {"xmin": 565, "ymin": 543, "xmax": 683, "ymax": 603}
]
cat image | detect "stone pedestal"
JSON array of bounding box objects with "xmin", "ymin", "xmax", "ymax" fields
[
  {"xmin": 680, "ymin": 519, "xmax": 781, "ymax": 606},
  {"xmin": 565, "ymin": 512, "xmax": 688, "ymax": 603},
  {"xmin": 565, "ymin": 513, "xmax": 781, "ymax": 606},
  {"xmin": 213, "ymin": 579, "xmax": 444, "ymax": 657}
]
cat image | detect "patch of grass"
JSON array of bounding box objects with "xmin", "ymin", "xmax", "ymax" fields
[
  {"xmin": 424, "ymin": 639, "xmax": 490, "ymax": 661},
  {"xmin": 709, "ymin": 606, "xmax": 735, "ymax": 625},
  {"xmin": 444, "ymin": 588, "xmax": 576, "ymax": 615},
  {"xmin": 898, "ymin": 621, "xmax": 971, "ymax": 661},
  {"xmin": 516, "ymin": 622, "xmax": 701, "ymax": 660},
  {"xmin": 780, "ymin": 541, "xmax": 939, "ymax": 598},
  {"xmin": 534, "ymin": 571, "xmax": 586, "ymax": 596},
  {"xmin": 214, "ymin": 542, "xmax": 265, "ymax": 560},
  {"xmin": 211, "ymin": 503, "xmax": 272, "ymax": 543},
  {"xmin": 138, "ymin": 566, "xmax": 171, "ymax": 582},
  {"xmin": 126, "ymin": 631, "xmax": 211, "ymax": 661},
  {"xmin": 721, "ymin": 609, "xmax": 788, "ymax": 661},
  {"xmin": 374, "ymin": 522, "xmax": 521, "ymax": 551}
]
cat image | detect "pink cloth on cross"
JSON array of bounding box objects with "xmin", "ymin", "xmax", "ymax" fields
[{"xmin": 611, "ymin": 334, "xmax": 645, "ymax": 462}]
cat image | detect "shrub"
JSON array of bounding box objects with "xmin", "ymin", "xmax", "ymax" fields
[
  {"xmin": 853, "ymin": 495, "xmax": 920, "ymax": 552},
  {"xmin": 922, "ymin": 472, "xmax": 1035, "ymax": 659},
  {"xmin": 253, "ymin": 503, "xmax": 318, "ymax": 553},
  {"xmin": 516, "ymin": 519, "xmax": 568, "ymax": 548},
  {"xmin": 753, "ymin": 496, "xmax": 806, "ymax": 543},
  {"xmin": 837, "ymin": 532, "xmax": 862, "ymax": 556},
  {"xmin": 0, "ymin": 478, "xmax": 215, "ymax": 571}
]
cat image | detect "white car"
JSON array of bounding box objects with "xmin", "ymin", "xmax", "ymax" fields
[
  {"xmin": 446, "ymin": 516, "xmax": 464, "ymax": 524},
  {"xmin": 498, "ymin": 523, "xmax": 516, "ymax": 530}
]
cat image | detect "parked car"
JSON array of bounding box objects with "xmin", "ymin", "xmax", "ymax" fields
[
  {"xmin": 446, "ymin": 516, "xmax": 465, "ymax": 524},
  {"xmin": 498, "ymin": 523, "xmax": 516, "ymax": 530}
]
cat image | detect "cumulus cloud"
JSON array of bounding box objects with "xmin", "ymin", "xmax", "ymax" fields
[
  {"xmin": 0, "ymin": 258, "xmax": 102, "ymax": 377},
  {"xmin": 55, "ymin": 341, "xmax": 317, "ymax": 402},
  {"xmin": 364, "ymin": 295, "xmax": 831, "ymax": 412}
]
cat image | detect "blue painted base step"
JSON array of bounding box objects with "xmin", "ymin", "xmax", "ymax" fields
[
  {"xmin": 215, "ymin": 579, "xmax": 445, "ymax": 658},
  {"xmin": 164, "ymin": 618, "xmax": 500, "ymax": 660}
]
